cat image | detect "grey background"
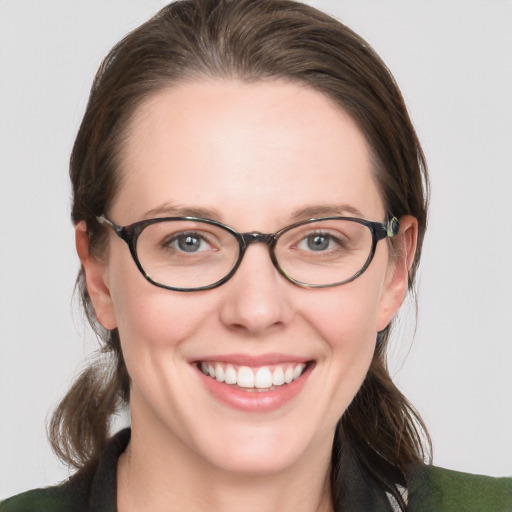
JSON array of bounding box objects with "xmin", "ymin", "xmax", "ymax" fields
[{"xmin": 1, "ymin": 0, "xmax": 511, "ymax": 499}]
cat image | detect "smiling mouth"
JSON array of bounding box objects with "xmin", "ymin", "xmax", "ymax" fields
[{"xmin": 197, "ymin": 361, "xmax": 311, "ymax": 391}]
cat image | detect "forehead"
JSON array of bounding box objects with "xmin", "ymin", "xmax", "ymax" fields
[{"xmin": 113, "ymin": 79, "xmax": 385, "ymax": 226}]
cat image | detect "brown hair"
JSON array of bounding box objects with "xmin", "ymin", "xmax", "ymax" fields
[{"xmin": 49, "ymin": 0, "xmax": 430, "ymax": 509}]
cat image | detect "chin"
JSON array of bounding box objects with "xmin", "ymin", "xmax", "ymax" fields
[{"xmin": 190, "ymin": 420, "xmax": 329, "ymax": 477}]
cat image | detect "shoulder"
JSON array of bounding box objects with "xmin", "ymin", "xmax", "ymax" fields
[
  {"xmin": 0, "ymin": 477, "xmax": 89, "ymax": 512},
  {"xmin": 408, "ymin": 464, "xmax": 512, "ymax": 512},
  {"xmin": 0, "ymin": 429, "xmax": 130, "ymax": 512}
]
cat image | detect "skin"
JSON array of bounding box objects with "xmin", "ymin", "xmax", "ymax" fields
[{"xmin": 76, "ymin": 79, "xmax": 417, "ymax": 512}]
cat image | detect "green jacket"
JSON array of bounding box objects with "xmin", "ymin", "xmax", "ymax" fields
[{"xmin": 1, "ymin": 429, "xmax": 510, "ymax": 511}]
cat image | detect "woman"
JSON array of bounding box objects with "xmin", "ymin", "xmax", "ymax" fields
[{"xmin": 1, "ymin": 1, "xmax": 510, "ymax": 511}]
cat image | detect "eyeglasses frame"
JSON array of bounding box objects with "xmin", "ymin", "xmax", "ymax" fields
[{"xmin": 97, "ymin": 215, "xmax": 400, "ymax": 292}]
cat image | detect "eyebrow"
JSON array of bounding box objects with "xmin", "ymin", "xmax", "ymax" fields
[
  {"xmin": 144, "ymin": 203, "xmax": 219, "ymax": 219},
  {"xmin": 143, "ymin": 202, "xmax": 366, "ymax": 223},
  {"xmin": 289, "ymin": 204, "xmax": 365, "ymax": 221}
]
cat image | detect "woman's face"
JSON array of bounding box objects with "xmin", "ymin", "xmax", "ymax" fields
[{"xmin": 80, "ymin": 80, "xmax": 413, "ymax": 476}]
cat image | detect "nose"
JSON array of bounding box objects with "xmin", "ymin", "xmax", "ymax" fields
[{"xmin": 218, "ymin": 243, "xmax": 293, "ymax": 336}]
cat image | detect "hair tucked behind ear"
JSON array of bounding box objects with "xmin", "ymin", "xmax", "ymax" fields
[{"xmin": 52, "ymin": 0, "xmax": 431, "ymax": 508}]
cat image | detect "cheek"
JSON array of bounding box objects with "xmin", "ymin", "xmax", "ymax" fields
[
  {"xmin": 303, "ymin": 277, "xmax": 384, "ymax": 350},
  {"xmin": 299, "ymin": 274, "xmax": 386, "ymax": 412},
  {"xmin": 106, "ymin": 251, "xmax": 208, "ymax": 357},
  {"xmin": 112, "ymin": 288, "xmax": 206, "ymax": 353},
  {"xmin": 108, "ymin": 271, "xmax": 212, "ymax": 431}
]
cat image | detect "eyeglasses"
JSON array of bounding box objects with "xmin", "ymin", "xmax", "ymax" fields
[{"xmin": 97, "ymin": 215, "xmax": 399, "ymax": 291}]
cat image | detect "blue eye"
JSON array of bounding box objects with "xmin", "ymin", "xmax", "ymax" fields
[
  {"xmin": 167, "ymin": 232, "xmax": 211, "ymax": 253},
  {"xmin": 305, "ymin": 234, "xmax": 331, "ymax": 251},
  {"xmin": 298, "ymin": 233, "xmax": 339, "ymax": 252}
]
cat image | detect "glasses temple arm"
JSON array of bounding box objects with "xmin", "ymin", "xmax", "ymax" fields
[
  {"xmin": 387, "ymin": 217, "xmax": 400, "ymax": 237},
  {"xmin": 96, "ymin": 215, "xmax": 127, "ymax": 238}
]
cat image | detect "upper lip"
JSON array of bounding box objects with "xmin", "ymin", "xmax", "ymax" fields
[{"xmin": 191, "ymin": 353, "xmax": 312, "ymax": 366}]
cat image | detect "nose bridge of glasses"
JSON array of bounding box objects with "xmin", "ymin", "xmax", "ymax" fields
[{"xmin": 240, "ymin": 232, "xmax": 275, "ymax": 247}]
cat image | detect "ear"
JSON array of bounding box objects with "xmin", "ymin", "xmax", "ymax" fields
[
  {"xmin": 376, "ymin": 215, "xmax": 418, "ymax": 332},
  {"xmin": 75, "ymin": 221, "xmax": 117, "ymax": 330}
]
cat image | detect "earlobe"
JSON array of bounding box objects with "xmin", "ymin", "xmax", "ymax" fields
[
  {"xmin": 75, "ymin": 221, "xmax": 117, "ymax": 330},
  {"xmin": 376, "ymin": 215, "xmax": 418, "ymax": 332}
]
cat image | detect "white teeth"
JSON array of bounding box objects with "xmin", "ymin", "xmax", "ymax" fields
[
  {"xmin": 254, "ymin": 367, "xmax": 273, "ymax": 389},
  {"xmin": 215, "ymin": 364, "xmax": 224, "ymax": 382},
  {"xmin": 293, "ymin": 364, "xmax": 305, "ymax": 380},
  {"xmin": 199, "ymin": 361, "xmax": 307, "ymax": 389},
  {"xmin": 224, "ymin": 365, "xmax": 237, "ymax": 385},
  {"xmin": 237, "ymin": 366, "xmax": 255, "ymax": 388},
  {"xmin": 272, "ymin": 366, "xmax": 285, "ymax": 386},
  {"xmin": 284, "ymin": 366, "xmax": 294, "ymax": 384}
]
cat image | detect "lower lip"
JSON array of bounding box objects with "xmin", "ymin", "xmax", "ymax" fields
[{"xmin": 195, "ymin": 364, "xmax": 313, "ymax": 413}]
